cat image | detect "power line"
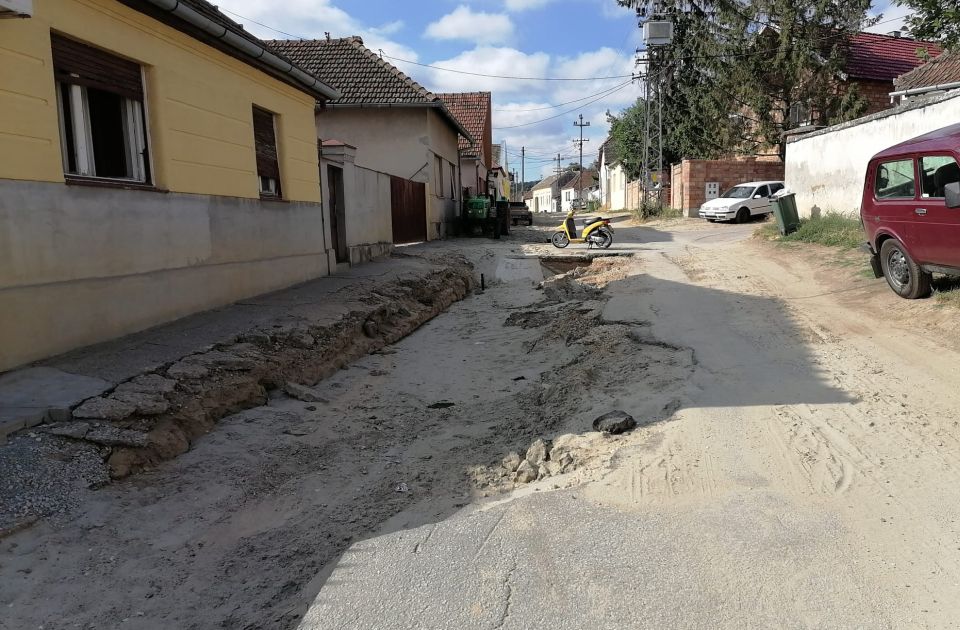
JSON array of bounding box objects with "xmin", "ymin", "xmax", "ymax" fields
[
  {"xmin": 493, "ymin": 80, "xmax": 636, "ymax": 130},
  {"xmin": 379, "ymin": 53, "xmax": 636, "ymax": 82},
  {"xmin": 493, "ymin": 81, "xmax": 639, "ymax": 113}
]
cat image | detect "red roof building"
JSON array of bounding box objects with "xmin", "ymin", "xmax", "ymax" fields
[
  {"xmin": 437, "ymin": 92, "xmax": 493, "ymax": 196},
  {"xmin": 842, "ymin": 32, "xmax": 943, "ymax": 114}
]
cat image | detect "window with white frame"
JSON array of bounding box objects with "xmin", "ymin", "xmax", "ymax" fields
[{"xmin": 52, "ymin": 33, "xmax": 149, "ymax": 183}]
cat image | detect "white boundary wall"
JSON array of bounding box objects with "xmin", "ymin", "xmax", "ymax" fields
[{"xmin": 785, "ymin": 91, "xmax": 960, "ymax": 217}]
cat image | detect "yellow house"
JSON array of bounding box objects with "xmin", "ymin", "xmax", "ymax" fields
[{"xmin": 0, "ymin": 0, "xmax": 341, "ymax": 372}]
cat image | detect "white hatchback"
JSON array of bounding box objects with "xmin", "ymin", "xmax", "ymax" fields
[{"xmin": 699, "ymin": 180, "xmax": 785, "ymax": 223}]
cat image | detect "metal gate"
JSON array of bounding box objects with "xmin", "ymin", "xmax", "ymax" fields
[{"xmin": 390, "ymin": 176, "xmax": 427, "ymax": 244}]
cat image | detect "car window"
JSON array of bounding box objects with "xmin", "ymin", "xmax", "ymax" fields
[
  {"xmin": 769, "ymin": 183, "xmax": 784, "ymax": 194},
  {"xmin": 755, "ymin": 185, "xmax": 769, "ymax": 197},
  {"xmin": 875, "ymin": 159, "xmax": 916, "ymax": 199},
  {"xmin": 919, "ymin": 155, "xmax": 960, "ymax": 198},
  {"xmin": 722, "ymin": 186, "xmax": 753, "ymax": 199}
]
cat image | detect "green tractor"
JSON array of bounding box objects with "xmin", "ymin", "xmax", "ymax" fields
[{"xmin": 463, "ymin": 196, "xmax": 502, "ymax": 239}]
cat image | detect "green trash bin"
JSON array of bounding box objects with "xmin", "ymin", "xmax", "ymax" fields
[{"xmin": 773, "ymin": 192, "xmax": 800, "ymax": 236}]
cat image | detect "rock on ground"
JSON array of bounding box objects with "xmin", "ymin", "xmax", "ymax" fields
[{"xmin": 593, "ymin": 410, "xmax": 637, "ymax": 434}]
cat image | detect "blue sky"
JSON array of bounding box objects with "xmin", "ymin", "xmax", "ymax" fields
[{"xmin": 216, "ymin": 0, "xmax": 910, "ymax": 179}]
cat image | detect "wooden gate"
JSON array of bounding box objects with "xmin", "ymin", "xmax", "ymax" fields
[{"xmin": 390, "ymin": 176, "xmax": 427, "ymax": 244}]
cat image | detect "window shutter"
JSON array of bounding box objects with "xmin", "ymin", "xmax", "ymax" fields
[
  {"xmin": 50, "ymin": 33, "xmax": 143, "ymax": 101},
  {"xmin": 252, "ymin": 106, "xmax": 279, "ymax": 180}
]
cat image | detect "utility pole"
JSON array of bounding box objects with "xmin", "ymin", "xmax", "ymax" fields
[
  {"xmin": 636, "ymin": 2, "xmax": 672, "ymax": 211},
  {"xmin": 520, "ymin": 147, "xmax": 525, "ymax": 202},
  {"xmin": 574, "ymin": 113, "xmax": 591, "ymax": 208},
  {"xmin": 555, "ymin": 154, "xmax": 562, "ymax": 213}
]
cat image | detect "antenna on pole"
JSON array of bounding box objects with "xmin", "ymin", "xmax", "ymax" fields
[{"xmin": 637, "ymin": 1, "xmax": 672, "ymax": 212}]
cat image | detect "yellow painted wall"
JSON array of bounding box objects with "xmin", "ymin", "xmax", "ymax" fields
[{"xmin": 0, "ymin": 0, "xmax": 320, "ymax": 202}]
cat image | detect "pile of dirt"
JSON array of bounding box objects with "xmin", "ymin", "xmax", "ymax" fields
[{"xmin": 41, "ymin": 260, "xmax": 475, "ymax": 479}]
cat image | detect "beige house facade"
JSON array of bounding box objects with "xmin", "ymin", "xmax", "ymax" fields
[
  {"xmin": 270, "ymin": 37, "xmax": 470, "ymax": 241},
  {"xmin": 0, "ymin": 0, "xmax": 339, "ymax": 372}
]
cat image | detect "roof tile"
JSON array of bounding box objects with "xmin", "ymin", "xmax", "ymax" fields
[
  {"xmin": 267, "ymin": 37, "xmax": 437, "ymax": 105},
  {"xmin": 895, "ymin": 51, "xmax": 960, "ymax": 92},
  {"xmin": 845, "ymin": 32, "xmax": 942, "ymax": 82},
  {"xmin": 436, "ymin": 92, "xmax": 491, "ymax": 153}
]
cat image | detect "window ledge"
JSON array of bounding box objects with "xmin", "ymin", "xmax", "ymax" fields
[
  {"xmin": 259, "ymin": 194, "xmax": 287, "ymax": 202},
  {"xmin": 65, "ymin": 176, "xmax": 165, "ymax": 193}
]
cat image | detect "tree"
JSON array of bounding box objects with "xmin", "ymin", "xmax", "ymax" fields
[
  {"xmin": 606, "ymin": 101, "xmax": 647, "ymax": 179},
  {"xmin": 896, "ymin": 0, "xmax": 960, "ymax": 51},
  {"xmin": 615, "ymin": 0, "xmax": 872, "ymax": 160}
]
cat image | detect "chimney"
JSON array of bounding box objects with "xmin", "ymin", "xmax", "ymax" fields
[
  {"xmin": 887, "ymin": 30, "xmax": 901, "ymax": 38},
  {"xmin": 325, "ymin": 32, "xmax": 331, "ymax": 40}
]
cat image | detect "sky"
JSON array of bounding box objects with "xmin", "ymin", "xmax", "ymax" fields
[{"xmin": 215, "ymin": 0, "xmax": 911, "ymax": 179}]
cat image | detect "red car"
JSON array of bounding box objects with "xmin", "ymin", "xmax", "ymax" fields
[{"xmin": 862, "ymin": 123, "xmax": 960, "ymax": 298}]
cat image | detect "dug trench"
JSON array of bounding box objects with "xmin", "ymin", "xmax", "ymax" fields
[{"xmin": 0, "ymin": 253, "xmax": 697, "ymax": 630}]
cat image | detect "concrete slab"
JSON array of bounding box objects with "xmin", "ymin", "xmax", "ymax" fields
[{"xmin": 0, "ymin": 367, "xmax": 111, "ymax": 440}]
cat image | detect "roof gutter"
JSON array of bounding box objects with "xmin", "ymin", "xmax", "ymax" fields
[
  {"xmin": 142, "ymin": 0, "xmax": 340, "ymax": 101},
  {"xmin": 889, "ymin": 81, "xmax": 960, "ymax": 101},
  {"xmin": 321, "ymin": 100, "xmax": 474, "ymax": 145}
]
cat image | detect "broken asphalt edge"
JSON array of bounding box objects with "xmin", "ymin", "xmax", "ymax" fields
[{"xmin": 5, "ymin": 255, "xmax": 476, "ymax": 480}]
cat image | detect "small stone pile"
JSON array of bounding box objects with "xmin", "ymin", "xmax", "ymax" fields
[{"xmin": 500, "ymin": 435, "xmax": 582, "ymax": 485}]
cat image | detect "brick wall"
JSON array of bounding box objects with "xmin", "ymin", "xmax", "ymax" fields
[
  {"xmin": 671, "ymin": 157, "xmax": 785, "ymax": 216},
  {"xmin": 849, "ymin": 79, "xmax": 895, "ymax": 116}
]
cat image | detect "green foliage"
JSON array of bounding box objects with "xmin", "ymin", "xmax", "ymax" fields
[
  {"xmin": 896, "ymin": 0, "xmax": 960, "ymax": 51},
  {"xmin": 615, "ymin": 0, "xmax": 872, "ymax": 161},
  {"xmin": 607, "ymin": 101, "xmax": 647, "ymax": 179},
  {"xmin": 780, "ymin": 213, "xmax": 865, "ymax": 249}
]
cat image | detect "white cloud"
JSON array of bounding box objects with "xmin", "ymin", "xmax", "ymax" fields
[
  {"xmin": 213, "ymin": 0, "xmax": 420, "ymax": 63},
  {"xmin": 865, "ymin": 2, "xmax": 914, "ymax": 34},
  {"xmin": 369, "ymin": 20, "xmax": 404, "ymax": 36},
  {"xmin": 504, "ymin": 0, "xmax": 555, "ymax": 11},
  {"xmin": 424, "ymin": 6, "xmax": 515, "ymax": 45},
  {"xmin": 425, "ymin": 47, "xmax": 550, "ymax": 94}
]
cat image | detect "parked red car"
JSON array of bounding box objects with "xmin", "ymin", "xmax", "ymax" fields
[{"xmin": 862, "ymin": 123, "xmax": 960, "ymax": 298}]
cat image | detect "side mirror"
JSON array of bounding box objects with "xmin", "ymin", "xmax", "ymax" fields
[{"xmin": 946, "ymin": 182, "xmax": 960, "ymax": 209}]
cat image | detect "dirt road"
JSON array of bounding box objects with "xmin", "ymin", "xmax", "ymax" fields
[{"xmin": 3, "ymin": 219, "xmax": 960, "ymax": 629}]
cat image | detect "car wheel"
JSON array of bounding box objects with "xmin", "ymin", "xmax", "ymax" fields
[
  {"xmin": 736, "ymin": 208, "xmax": 750, "ymax": 223},
  {"xmin": 551, "ymin": 231, "xmax": 569, "ymax": 248},
  {"xmin": 880, "ymin": 238, "xmax": 930, "ymax": 299}
]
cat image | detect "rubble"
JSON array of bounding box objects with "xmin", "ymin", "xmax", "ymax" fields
[
  {"xmin": 72, "ymin": 397, "xmax": 135, "ymax": 421},
  {"xmin": 526, "ymin": 438, "xmax": 550, "ymax": 467},
  {"xmin": 284, "ymin": 382, "xmax": 329, "ymax": 403},
  {"xmin": 514, "ymin": 460, "xmax": 538, "ymax": 484},
  {"xmin": 109, "ymin": 391, "xmax": 170, "ymax": 416},
  {"xmin": 501, "ymin": 451, "xmax": 522, "ymax": 473}
]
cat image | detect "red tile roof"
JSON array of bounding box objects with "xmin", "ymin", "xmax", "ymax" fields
[
  {"xmin": 436, "ymin": 92, "xmax": 491, "ymax": 155},
  {"xmin": 895, "ymin": 51, "xmax": 960, "ymax": 92},
  {"xmin": 845, "ymin": 32, "xmax": 942, "ymax": 82}
]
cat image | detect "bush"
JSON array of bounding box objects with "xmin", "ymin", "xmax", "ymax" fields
[{"xmin": 631, "ymin": 201, "xmax": 682, "ymax": 221}]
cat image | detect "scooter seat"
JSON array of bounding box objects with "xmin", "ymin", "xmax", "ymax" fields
[{"xmin": 581, "ymin": 216, "xmax": 604, "ymax": 225}]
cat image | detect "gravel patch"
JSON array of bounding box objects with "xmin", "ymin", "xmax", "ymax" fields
[{"xmin": 0, "ymin": 433, "xmax": 109, "ymax": 532}]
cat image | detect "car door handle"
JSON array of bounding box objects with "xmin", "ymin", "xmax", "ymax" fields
[{"xmin": 915, "ymin": 208, "xmax": 927, "ymax": 216}]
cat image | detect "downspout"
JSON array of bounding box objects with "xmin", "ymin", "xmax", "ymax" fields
[
  {"xmin": 889, "ymin": 81, "xmax": 960, "ymax": 103},
  {"xmin": 143, "ymin": 0, "xmax": 339, "ymax": 100}
]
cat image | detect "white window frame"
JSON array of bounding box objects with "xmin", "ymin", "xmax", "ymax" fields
[{"xmin": 58, "ymin": 82, "xmax": 148, "ymax": 182}]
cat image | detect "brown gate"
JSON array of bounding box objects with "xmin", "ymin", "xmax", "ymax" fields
[{"xmin": 390, "ymin": 176, "xmax": 427, "ymax": 244}]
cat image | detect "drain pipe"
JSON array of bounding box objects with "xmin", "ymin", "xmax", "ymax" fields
[
  {"xmin": 143, "ymin": 0, "xmax": 340, "ymax": 101},
  {"xmin": 889, "ymin": 82, "xmax": 960, "ymax": 103}
]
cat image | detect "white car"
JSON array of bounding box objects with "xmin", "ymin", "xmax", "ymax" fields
[{"xmin": 699, "ymin": 180, "xmax": 785, "ymax": 223}]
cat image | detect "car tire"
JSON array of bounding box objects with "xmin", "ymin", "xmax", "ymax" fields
[
  {"xmin": 879, "ymin": 238, "xmax": 930, "ymax": 299},
  {"xmin": 736, "ymin": 208, "xmax": 750, "ymax": 223}
]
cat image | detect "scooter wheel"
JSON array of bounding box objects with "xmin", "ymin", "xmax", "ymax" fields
[{"xmin": 551, "ymin": 232, "xmax": 569, "ymax": 248}]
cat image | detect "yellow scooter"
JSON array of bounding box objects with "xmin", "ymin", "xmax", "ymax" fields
[{"xmin": 551, "ymin": 210, "xmax": 614, "ymax": 248}]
